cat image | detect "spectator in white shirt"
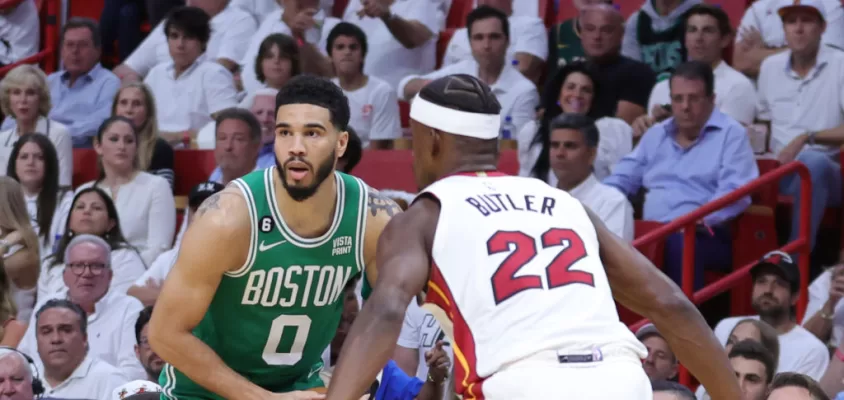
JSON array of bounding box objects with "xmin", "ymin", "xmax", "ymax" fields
[
  {"xmin": 114, "ymin": 0, "xmax": 256, "ymax": 81},
  {"xmin": 31, "ymin": 299, "xmax": 128, "ymax": 399},
  {"xmin": 757, "ymin": 0, "xmax": 843, "ymax": 253},
  {"xmin": 239, "ymin": 0, "xmax": 332, "ymax": 92},
  {"xmin": 634, "ymin": 4, "xmax": 756, "ymax": 136},
  {"xmin": 133, "ymin": 306, "xmax": 164, "ymax": 383},
  {"xmin": 247, "ymin": 33, "xmax": 301, "ymax": 93},
  {"xmin": 399, "ymin": 6, "xmax": 538, "ymax": 133},
  {"xmin": 0, "ymin": 65, "xmax": 73, "ymax": 187},
  {"xmin": 546, "ymin": 114, "xmax": 633, "ymax": 241},
  {"xmin": 78, "ymin": 117, "xmax": 175, "ymax": 264},
  {"xmin": 38, "ymin": 187, "xmax": 147, "ymax": 299},
  {"xmin": 802, "ymin": 262, "xmax": 844, "ymax": 346},
  {"xmin": 6, "ymin": 134, "xmax": 73, "ymax": 258},
  {"xmin": 393, "ymin": 300, "xmax": 454, "ymax": 400},
  {"xmin": 231, "ymin": 0, "xmax": 281, "ymax": 24},
  {"xmin": 0, "ymin": 0, "xmax": 38, "ymax": 67},
  {"xmin": 733, "ymin": 0, "xmax": 844, "ymax": 78},
  {"xmin": 713, "ymin": 251, "xmax": 830, "ymax": 380},
  {"xmin": 143, "ymin": 6, "xmax": 239, "ymax": 138},
  {"xmin": 519, "ymin": 62, "xmax": 632, "ymax": 183},
  {"xmin": 0, "ymin": 177, "xmax": 39, "ymax": 322},
  {"xmin": 327, "ymin": 22, "xmax": 401, "ymax": 148},
  {"xmin": 442, "ymin": 0, "xmax": 547, "ymax": 82},
  {"xmin": 128, "ymin": 181, "xmax": 225, "ymax": 306},
  {"xmin": 340, "ymin": 0, "xmax": 447, "ymax": 88}
]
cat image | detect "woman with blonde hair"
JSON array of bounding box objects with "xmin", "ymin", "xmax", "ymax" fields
[
  {"xmin": 0, "ymin": 263, "xmax": 25, "ymax": 347},
  {"xmin": 0, "ymin": 64, "xmax": 73, "ymax": 186},
  {"xmin": 0, "ymin": 176, "xmax": 40, "ymax": 321},
  {"xmin": 111, "ymin": 82, "xmax": 174, "ymax": 188}
]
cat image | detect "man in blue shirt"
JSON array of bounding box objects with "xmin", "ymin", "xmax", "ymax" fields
[
  {"xmin": 13, "ymin": 18, "xmax": 121, "ymax": 148},
  {"xmin": 604, "ymin": 60, "xmax": 758, "ymax": 288}
]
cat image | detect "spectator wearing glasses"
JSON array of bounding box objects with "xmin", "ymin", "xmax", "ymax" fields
[{"xmin": 20, "ymin": 234, "xmax": 146, "ymax": 381}]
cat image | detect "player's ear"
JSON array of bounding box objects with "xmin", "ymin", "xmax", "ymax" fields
[
  {"xmin": 430, "ymin": 128, "xmax": 443, "ymax": 157},
  {"xmin": 336, "ymin": 129, "xmax": 349, "ymax": 159}
]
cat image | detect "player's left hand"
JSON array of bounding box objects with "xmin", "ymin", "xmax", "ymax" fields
[{"xmin": 425, "ymin": 341, "xmax": 450, "ymax": 384}]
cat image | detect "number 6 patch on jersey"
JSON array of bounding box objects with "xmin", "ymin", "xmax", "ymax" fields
[{"xmin": 260, "ymin": 216, "xmax": 274, "ymax": 233}]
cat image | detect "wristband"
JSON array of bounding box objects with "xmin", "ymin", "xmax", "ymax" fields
[
  {"xmin": 835, "ymin": 349, "xmax": 844, "ymax": 363},
  {"xmin": 427, "ymin": 372, "xmax": 444, "ymax": 385},
  {"xmin": 821, "ymin": 309, "xmax": 835, "ymax": 321}
]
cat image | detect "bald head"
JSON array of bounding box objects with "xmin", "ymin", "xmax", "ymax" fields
[{"xmin": 580, "ymin": 4, "xmax": 624, "ymax": 58}]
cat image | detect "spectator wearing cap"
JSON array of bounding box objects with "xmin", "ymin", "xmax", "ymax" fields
[
  {"xmin": 733, "ymin": 0, "xmax": 844, "ymax": 79},
  {"xmin": 756, "ymin": 0, "xmax": 844, "ymax": 255},
  {"xmin": 111, "ymin": 380, "xmax": 161, "ymax": 400},
  {"xmin": 129, "ymin": 181, "xmax": 225, "ymax": 306},
  {"xmin": 132, "ymin": 307, "xmax": 163, "ymax": 383},
  {"xmin": 651, "ymin": 380, "xmax": 695, "ymax": 400},
  {"xmin": 20, "ymin": 234, "xmax": 147, "ymax": 381},
  {"xmin": 635, "ymin": 323, "xmax": 678, "ymax": 381},
  {"xmin": 398, "ymin": 6, "xmax": 539, "ymax": 135},
  {"xmin": 604, "ymin": 60, "xmax": 758, "ymax": 290},
  {"xmin": 713, "ymin": 251, "xmax": 829, "ymax": 380},
  {"xmin": 634, "ymin": 4, "xmax": 757, "ymax": 136},
  {"xmin": 442, "ymin": 0, "xmax": 548, "ymax": 83},
  {"xmin": 767, "ymin": 372, "xmax": 830, "ymax": 400},
  {"xmin": 328, "ymin": 22, "xmax": 401, "ymax": 149},
  {"xmin": 730, "ymin": 340, "xmax": 777, "ymax": 400},
  {"xmin": 33, "ymin": 299, "xmax": 127, "ymax": 399}
]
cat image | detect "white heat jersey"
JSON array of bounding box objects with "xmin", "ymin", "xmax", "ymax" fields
[{"xmin": 418, "ymin": 172, "xmax": 647, "ymax": 397}]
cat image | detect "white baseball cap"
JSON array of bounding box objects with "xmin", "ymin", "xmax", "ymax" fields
[
  {"xmin": 112, "ymin": 380, "xmax": 162, "ymax": 400},
  {"xmin": 778, "ymin": 0, "xmax": 826, "ymax": 21}
]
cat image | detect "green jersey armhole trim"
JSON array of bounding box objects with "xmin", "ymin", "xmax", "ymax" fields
[
  {"xmin": 225, "ymin": 178, "xmax": 259, "ymax": 278},
  {"xmin": 265, "ymin": 168, "xmax": 346, "ymax": 248},
  {"xmin": 354, "ymin": 178, "xmax": 369, "ymax": 277}
]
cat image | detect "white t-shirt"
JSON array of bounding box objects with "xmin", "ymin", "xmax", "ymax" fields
[
  {"xmin": 342, "ymin": 0, "xmax": 447, "ymax": 88},
  {"xmin": 647, "ymin": 61, "xmax": 757, "ymax": 125},
  {"xmin": 396, "ymin": 300, "xmax": 453, "ymax": 400},
  {"xmin": 133, "ymin": 245, "xmax": 179, "ymax": 287},
  {"xmin": 569, "ymin": 174, "xmax": 634, "ymax": 242},
  {"xmin": 399, "ymin": 59, "xmax": 538, "ymax": 133},
  {"xmin": 0, "ymin": 0, "xmax": 39, "ymax": 66},
  {"xmin": 803, "ymin": 268, "xmax": 844, "ymax": 346},
  {"xmin": 144, "ymin": 60, "xmax": 239, "ymax": 133},
  {"xmin": 756, "ymin": 45, "xmax": 844, "ymax": 155},
  {"xmin": 713, "ymin": 315, "xmax": 830, "ymax": 380},
  {"xmin": 736, "ymin": 0, "xmax": 844, "ymax": 51},
  {"xmin": 41, "ymin": 355, "xmax": 128, "ymax": 400},
  {"xmin": 124, "ymin": 5, "xmax": 257, "ymax": 77},
  {"xmin": 331, "ymin": 76, "xmax": 401, "ymax": 147},
  {"xmin": 78, "ymin": 173, "xmax": 176, "ymax": 265},
  {"xmin": 442, "ymin": 15, "xmax": 548, "ymax": 67},
  {"xmin": 25, "ymin": 190, "xmax": 73, "ymax": 260}
]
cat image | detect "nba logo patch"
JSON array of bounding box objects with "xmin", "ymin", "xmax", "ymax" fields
[{"xmin": 362, "ymin": 104, "xmax": 373, "ymax": 117}]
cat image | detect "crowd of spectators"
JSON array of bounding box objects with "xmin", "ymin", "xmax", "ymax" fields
[{"xmin": 0, "ymin": 0, "xmax": 842, "ymax": 399}]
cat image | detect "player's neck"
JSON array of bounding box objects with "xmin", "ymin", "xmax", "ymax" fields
[{"xmin": 273, "ymin": 173, "xmax": 338, "ymax": 237}]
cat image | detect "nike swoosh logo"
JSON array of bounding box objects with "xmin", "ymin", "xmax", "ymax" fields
[
  {"xmin": 307, "ymin": 364, "xmax": 322, "ymax": 379},
  {"xmin": 258, "ymin": 239, "xmax": 287, "ymax": 252}
]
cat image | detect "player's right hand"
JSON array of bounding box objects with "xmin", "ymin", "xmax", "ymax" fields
[{"xmin": 271, "ymin": 391, "xmax": 325, "ymax": 400}]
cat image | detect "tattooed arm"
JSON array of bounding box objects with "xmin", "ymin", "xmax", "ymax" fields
[{"xmin": 361, "ymin": 189, "xmax": 404, "ymax": 287}]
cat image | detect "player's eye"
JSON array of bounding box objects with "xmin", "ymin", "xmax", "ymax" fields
[{"xmin": 277, "ymin": 130, "xmax": 290, "ymax": 136}]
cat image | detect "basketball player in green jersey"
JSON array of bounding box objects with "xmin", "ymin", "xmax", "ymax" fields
[{"xmin": 148, "ymin": 75, "xmax": 400, "ymax": 400}]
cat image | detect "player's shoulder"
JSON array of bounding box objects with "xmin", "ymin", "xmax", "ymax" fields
[
  {"xmin": 190, "ymin": 184, "xmax": 251, "ymax": 231},
  {"xmin": 364, "ymin": 186, "xmax": 404, "ymax": 230}
]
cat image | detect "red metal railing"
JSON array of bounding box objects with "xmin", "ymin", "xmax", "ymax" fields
[
  {"xmin": 627, "ymin": 161, "xmax": 812, "ymax": 386},
  {"xmin": 0, "ymin": 0, "xmax": 59, "ymax": 77}
]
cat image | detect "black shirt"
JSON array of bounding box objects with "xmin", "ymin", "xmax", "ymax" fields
[
  {"xmin": 587, "ymin": 55, "xmax": 657, "ymax": 119},
  {"xmin": 148, "ymin": 137, "xmax": 174, "ymax": 190}
]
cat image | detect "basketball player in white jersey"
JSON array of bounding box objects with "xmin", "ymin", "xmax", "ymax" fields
[{"xmin": 325, "ymin": 75, "xmax": 742, "ymax": 400}]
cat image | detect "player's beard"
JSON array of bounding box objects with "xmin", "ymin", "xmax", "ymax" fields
[{"xmin": 277, "ymin": 149, "xmax": 336, "ymax": 202}]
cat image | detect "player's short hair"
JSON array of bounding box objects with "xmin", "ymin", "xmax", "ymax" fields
[
  {"xmin": 728, "ymin": 339, "xmax": 776, "ymax": 383},
  {"xmin": 35, "ymin": 299, "xmax": 88, "ymax": 336},
  {"xmin": 215, "ymin": 107, "xmax": 262, "ymax": 143},
  {"xmin": 417, "ymin": 74, "xmax": 501, "ymax": 115},
  {"xmin": 339, "ymin": 126, "xmax": 362, "ymax": 173},
  {"xmin": 276, "ymin": 75, "xmax": 350, "ymax": 131},
  {"xmin": 164, "ymin": 7, "xmax": 211, "ymax": 45},
  {"xmin": 466, "ymin": 5, "xmax": 510, "ymax": 41},
  {"xmin": 135, "ymin": 306, "xmax": 154, "ymax": 345},
  {"xmin": 767, "ymin": 372, "xmax": 829, "ymax": 400},
  {"xmin": 548, "ymin": 113, "xmax": 600, "ymax": 148},
  {"xmin": 651, "ymin": 380, "xmax": 695, "ymax": 400}
]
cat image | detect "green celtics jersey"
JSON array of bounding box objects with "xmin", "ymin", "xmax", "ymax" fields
[
  {"xmin": 161, "ymin": 168, "xmax": 368, "ymax": 398},
  {"xmin": 550, "ymin": 19, "xmax": 586, "ymax": 70}
]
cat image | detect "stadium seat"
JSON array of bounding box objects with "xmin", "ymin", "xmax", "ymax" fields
[
  {"xmin": 333, "ymin": 0, "xmax": 348, "ymax": 18},
  {"xmin": 446, "ymin": 0, "xmax": 471, "ymax": 28},
  {"xmin": 173, "ymin": 150, "xmax": 217, "ymax": 196},
  {"xmin": 398, "ymin": 100, "xmax": 410, "ymax": 128},
  {"xmin": 72, "ymin": 149, "xmax": 99, "ymax": 187},
  {"xmin": 437, "ymin": 29, "xmax": 455, "ymax": 69}
]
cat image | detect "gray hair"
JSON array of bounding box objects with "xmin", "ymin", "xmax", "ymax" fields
[
  {"xmin": 63, "ymin": 234, "xmax": 112, "ymax": 268},
  {"xmin": 0, "ymin": 348, "xmax": 32, "ymax": 380}
]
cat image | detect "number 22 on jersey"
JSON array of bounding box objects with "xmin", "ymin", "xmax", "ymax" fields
[{"xmin": 487, "ymin": 228, "xmax": 594, "ymax": 305}]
